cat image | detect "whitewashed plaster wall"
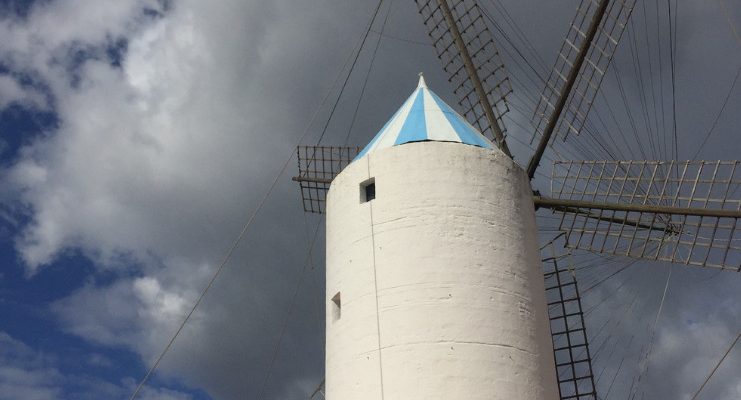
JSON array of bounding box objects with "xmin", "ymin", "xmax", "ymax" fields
[{"xmin": 325, "ymin": 141, "xmax": 558, "ymax": 400}]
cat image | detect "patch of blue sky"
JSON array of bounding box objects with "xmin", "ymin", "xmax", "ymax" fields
[
  {"xmin": 0, "ymin": 236, "xmax": 207, "ymax": 398},
  {"xmin": 0, "ymin": 246, "xmax": 97, "ymax": 303},
  {"xmin": 57, "ymin": 42, "xmax": 105, "ymax": 88},
  {"xmin": 0, "ymin": 240, "xmax": 95, "ymax": 357},
  {"xmin": 0, "ymin": 104, "xmax": 57, "ymax": 165},
  {"xmin": 0, "ymin": 63, "xmax": 57, "ymax": 166},
  {"xmin": 0, "ymin": 62, "xmax": 55, "ymax": 95},
  {"xmin": 41, "ymin": 36, "xmax": 129, "ymax": 88},
  {"xmin": 143, "ymin": 0, "xmax": 171, "ymax": 19},
  {"xmin": 0, "ymin": 0, "xmax": 46, "ymax": 19},
  {"xmin": 106, "ymin": 38, "xmax": 129, "ymax": 69}
]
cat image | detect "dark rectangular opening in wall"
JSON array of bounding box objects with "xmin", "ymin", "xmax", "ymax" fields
[
  {"xmin": 365, "ymin": 183, "xmax": 375, "ymax": 201},
  {"xmin": 360, "ymin": 178, "xmax": 375, "ymax": 203}
]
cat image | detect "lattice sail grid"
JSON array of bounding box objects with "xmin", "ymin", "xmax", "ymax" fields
[
  {"xmin": 551, "ymin": 160, "xmax": 741, "ymax": 271},
  {"xmin": 294, "ymin": 146, "xmax": 360, "ymax": 214},
  {"xmin": 414, "ymin": 0, "xmax": 512, "ymax": 140},
  {"xmin": 542, "ymin": 240, "xmax": 597, "ymax": 400},
  {"xmin": 531, "ymin": 0, "xmax": 635, "ymax": 145}
]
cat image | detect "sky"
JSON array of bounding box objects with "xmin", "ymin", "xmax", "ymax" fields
[{"xmin": 0, "ymin": 0, "xmax": 739, "ymax": 399}]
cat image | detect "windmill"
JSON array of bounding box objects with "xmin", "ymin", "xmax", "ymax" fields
[{"xmin": 293, "ymin": 1, "xmax": 740, "ymax": 399}]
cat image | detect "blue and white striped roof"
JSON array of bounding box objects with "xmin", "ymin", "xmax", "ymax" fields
[{"xmin": 356, "ymin": 74, "xmax": 494, "ymax": 160}]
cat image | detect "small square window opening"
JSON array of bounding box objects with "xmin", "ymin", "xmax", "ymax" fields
[{"xmin": 360, "ymin": 179, "xmax": 375, "ymax": 203}]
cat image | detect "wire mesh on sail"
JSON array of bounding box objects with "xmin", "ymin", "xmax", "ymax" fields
[
  {"xmin": 294, "ymin": 146, "xmax": 360, "ymax": 214},
  {"xmin": 530, "ymin": 0, "xmax": 635, "ymax": 145},
  {"xmin": 550, "ymin": 160, "xmax": 741, "ymax": 271},
  {"xmin": 542, "ymin": 237, "xmax": 597, "ymax": 400},
  {"xmin": 414, "ymin": 0, "xmax": 512, "ymax": 141}
]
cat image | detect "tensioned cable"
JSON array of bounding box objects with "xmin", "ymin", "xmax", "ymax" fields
[
  {"xmin": 309, "ymin": 379, "xmax": 326, "ymax": 400},
  {"xmin": 257, "ymin": 218, "xmax": 323, "ymax": 399},
  {"xmin": 553, "ymin": 257, "xmax": 643, "ymax": 385},
  {"xmin": 483, "ymin": 1, "xmax": 632, "ymax": 169},
  {"xmin": 603, "ymin": 345, "xmax": 629, "ymax": 399},
  {"xmin": 598, "ymin": 89, "xmax": 641, "ymax": 161},
  {"xmin": 667, "ymin": 0, "xmax": 679, "ymax": 162},
  {"xmin": 127, "ymin": 16, "xmax": 376, "ymax": 396},
  {"xmin": 577, "ymin": 258, "xmax": 636, "ymax": 295},
  {"xmin": 640, "ymin": 0, "xmax": 663, "ymax": 161},
  {"xmin": 315, "ymin": 0, "xmax": 385, "ymax": 147},
  {"xmin": 366, "ymin": 156, "xmax": 386, "ymax": 400},
  {"xmin": 486, "ymin": 0, "xmax": 549, "ymax": 72},
  {"xmin": 492, "ymin": 5, "xmax": 624, "ymax": 163},
  {"xmin": 612, "ymin": 64, "xmax": 649, "ymax": 161},
  {"xmin": 370, "ymin": 29, "xmax": 430, "ymax": 46},
  {"xmin": 130, "ymin": 149, "xmax": 301, "ymax": 400},
  {"xmin": 590, "ymin": 285, "xmax": 642, "ymax": 358},
  {"xmin": 627, "ymin": 22, "xmax": 659, "ymax": 160},
  {"xmin": 303, "ymin": 1, "xmax": 385, "ymax": 175},
  {"xmin": 481, "ymin": 6, "xmax": 547, "ymax": 85},
  {"xmin": 344, "ymin": 0, "xmax": 393, "ymax": 146},
  {"xmin": 655, "ymin": 0, "xmax": 668, "ymax": 163},
  {"xmin": 584, "ymin": 263, "xmax": 641, "ymax": 317},
  {"xmin": 691, "ymin": 67, "xmax": 741, "ymax": 160},
  {"xmin": 582, "ymin": 258, "xmax": 638, "ymax": 294},
  {"xmin": 630, "ymin": 264, "xmax": 673, "ymax": 399},
  {"xmin": 488, "ymin": 7, "xmax": 649, "ymax": 166},
  {"xmin": 595, "ymin": 333, "xmax": 628, "ymax": 385},
  {"xmin": 690, "ymin": 333, "xmax": 740, "ymax": 400},
  {"xmin": 719, "ymin": 0, "xmax": 741, "ymax": 47},
  {"xmin": 301, "ymin": 210, "xmax": 325, "ymax": 336},
  {"xmin": 636, "ymin": 15, "xmax": 661, "ymax": 161}
]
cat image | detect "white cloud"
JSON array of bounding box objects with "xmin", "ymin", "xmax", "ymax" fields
[
  {"xmin": 0, "ymin": 75, "xmax": 47, "ymax": 110},
  {"xmin": 0, "ymin": 331, "xmax": 193, "ymax": 400},
  {"xmin": 1, "ymin": 0, "xmax": 343, "ymax": 397},
  {"xmin": 646, "ymin": 289, "xmax": 741, "ymax": 400},
  {"xmin": 3, "ymin": 0, "xmax": 310, "ymax": 274},
  {"xmin": 3, "ymin": 0, "xmax": 736, "ymax": 399},
  {"xmin": 0, "ymin": 332, "xmax": 61, "ymax": 400},
  {"xmin": 52, "ymin": 274, "xmax": 201, "ymax": 357}
]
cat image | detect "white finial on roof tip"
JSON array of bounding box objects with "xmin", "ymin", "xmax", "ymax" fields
[{"xmin": 417, "ymin": 72, "xmax": 427, "ymax": 88}]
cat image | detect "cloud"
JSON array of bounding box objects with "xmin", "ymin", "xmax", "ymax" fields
[
  {"xmin": 3, "ymin": 0, "xmax": 337, "ymax": 274},
  {"xmin": 573, "ymin": 261, "xmax": 741, "ymax": 400},
  {"xmin": 0, "ymin": 331, "xmax": 194, "ymax": 400},
  {"xmin": 0, "ymin": 75, "xmax": 47, "ymax": 110},
  {"xmin": 1, "ymin": 0, "xmax": 739, "ymax": 399},
  {"xmin": 51, "ymin": 275, "xmax": 200, "ymax": 356},
  {"xmin": 1, "ymin": 0, "xmax": 346, "ymax": 397},
  {"xmin": 645, "ymin": 278, "xmax": 741, "ymax": 400},
  {"xmin": 0, "ymin": 332, "xmax": 61, "ymax": 400}
]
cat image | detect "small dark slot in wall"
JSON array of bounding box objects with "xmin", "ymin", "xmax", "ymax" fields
[
  {"xmin": 365, "ymin": 183, "xmax": 375, "ymax": 201},
  {"xmin": 360, "ymin": 178, "xmax": 375, "ymax": 203}
]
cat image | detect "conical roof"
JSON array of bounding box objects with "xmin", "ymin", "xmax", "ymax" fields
[{"xmin": 355, "ymin": 74, "xmax": 494, "ymax": 160}]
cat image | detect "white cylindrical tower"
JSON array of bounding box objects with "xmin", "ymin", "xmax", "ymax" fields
[{"xmin": 325, "ymin": 77, "xmax": 558, "ymax": 400}]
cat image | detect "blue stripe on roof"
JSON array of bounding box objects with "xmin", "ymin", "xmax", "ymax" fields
[
  {"xmin": 394, "ymin": 89, "xmax": 427, "ymax": 145},
  {"xmin": 355, "ymin": 92, "xmax": 413, "ymax": 160},
  {"xmin": 429, "ymin": 91, "xmax": 492, "ymax": 149}
]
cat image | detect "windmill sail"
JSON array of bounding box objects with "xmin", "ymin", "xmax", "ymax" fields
[
  {"xmin": 530, "ymin": 0, "xmax": 635, "ymax": 146},
  {"xmin": 542, "ymin": 236, "xmax": 597, "ymax": 400},
  {"xmin": 293, "ymin": 146, "xmax": 360, "ymax": 214},
  {"xmin": 414, "ymin": 0, "xmax": 512, "ymax": 144},
  {"xmin": 546, "ymin": 160, "xmax": 741, "ymax": 271}
]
